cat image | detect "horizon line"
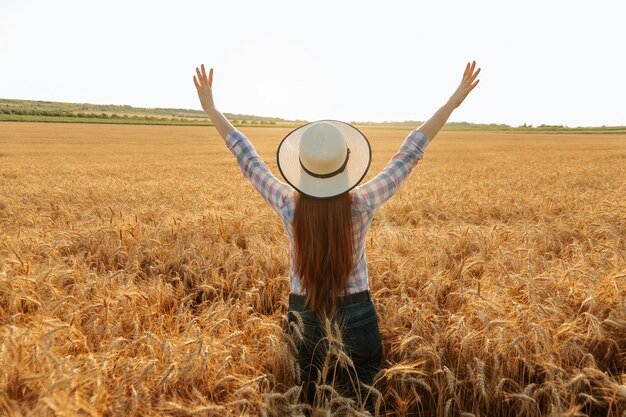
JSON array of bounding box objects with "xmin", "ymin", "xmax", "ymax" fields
[{"xmin": 1, "ymin": 97, "xmax": 624, "ymax": 129}]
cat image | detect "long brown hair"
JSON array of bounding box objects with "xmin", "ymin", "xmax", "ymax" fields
[{"xmin": 293, "ymin": 191, "xmax": 354, "ymax": 314}]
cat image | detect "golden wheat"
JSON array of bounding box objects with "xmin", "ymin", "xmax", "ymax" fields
[{"xmin": 0, "ymin": 122, "xmax": 624, "ymax": 416}]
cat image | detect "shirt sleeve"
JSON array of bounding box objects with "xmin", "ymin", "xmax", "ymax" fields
[
  {"xmin": 357, "ymin": 129, "xmax": 429, "ymax": 213},
  {"xmin": 225, "ymin": 128, "xmax": 292, "ymax": 213}
]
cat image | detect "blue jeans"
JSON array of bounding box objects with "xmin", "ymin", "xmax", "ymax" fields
[{"xmin": 286, "ymin": 298, "xmax": 383, "ymax": 412}]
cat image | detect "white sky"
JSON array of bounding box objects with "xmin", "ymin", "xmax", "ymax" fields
[{"xmin": 1, "ymin": 0, "xmax": 624, "ymax": 126}]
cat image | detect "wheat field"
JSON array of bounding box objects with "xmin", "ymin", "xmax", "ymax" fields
[{"xmin": 0, "ymin": 122, "xmax": 625, "ymax": 416}]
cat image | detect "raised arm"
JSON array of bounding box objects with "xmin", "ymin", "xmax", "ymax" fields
[
  {"xmin": 193, "ymin": 64, "xmax": 291, "ymax": 212},
  {"xmin": 193, "ymin": 64, "xmax": 234, "ymax": 140},
  {"xmin": 417, "ymin": 61, "xmax": 481, "ymax": 141},
  {"xmin": 359, "ymin": 61, "xmax": 480, "ymax": 211}
]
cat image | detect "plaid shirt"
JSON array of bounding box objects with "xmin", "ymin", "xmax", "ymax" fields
[{"xmin": 225, "ymin": 128, "xmax": 429, "ymax": 295}]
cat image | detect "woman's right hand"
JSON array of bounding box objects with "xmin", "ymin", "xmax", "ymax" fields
[{"xmin": 448, "ymin": 61, "xmax": 481, "ymax": 109}]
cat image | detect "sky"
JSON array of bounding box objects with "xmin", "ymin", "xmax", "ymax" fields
[{"xmin": 1, "ymin": 0, "xmax": 624, "ymax": 127}]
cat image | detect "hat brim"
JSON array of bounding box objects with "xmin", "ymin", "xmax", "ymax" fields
[{"xmin": 277, "ymin": 120, "xmax": 372, "ymax": 199}]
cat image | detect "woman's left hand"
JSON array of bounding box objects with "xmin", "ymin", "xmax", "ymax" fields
[{"xmin": 193, "ymin": 64, "xmax": 215, "ymax": 113}]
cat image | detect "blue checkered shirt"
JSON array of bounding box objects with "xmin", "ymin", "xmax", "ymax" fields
[{"xmin": 225, "ymin": 128, "xmax": 429, "ymax": 295}]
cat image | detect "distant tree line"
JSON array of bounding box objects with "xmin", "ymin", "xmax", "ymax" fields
[
  {"xmin": 0, "ymin": 108, "xmax": 161, "ymax": 120},
  {"xmin": 0, "ymin": 99, "xmax": 299, "ymax": 124},
  {"xmin": 0, "ymin": 108, "xmax": 72, "ymax": 117},
  {"xmin": 0, "ymin": 106, "xmax": 282, "ymax": 125}
]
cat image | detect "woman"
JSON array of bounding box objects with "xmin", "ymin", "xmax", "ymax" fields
[{"xmin": 193, "ymin": 62, "xmax": 480, "ymax": 412}]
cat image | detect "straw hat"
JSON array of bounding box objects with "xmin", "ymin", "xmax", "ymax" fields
[{"xmin": 276, "ymin": 120, "xmax": 371, "ymax": 198}]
